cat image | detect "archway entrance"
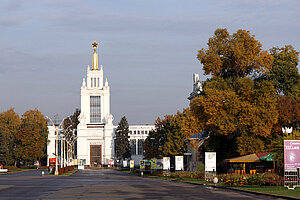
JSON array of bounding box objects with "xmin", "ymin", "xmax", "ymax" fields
[{"xmin": 90, "ymin": 145, "xmax": 101, "ymax": 166}]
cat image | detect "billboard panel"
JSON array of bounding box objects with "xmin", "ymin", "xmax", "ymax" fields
[
  {"xmin": 123, "ymin": 160, "xmax": 127, "ymax": 168},
  {"xmin": 130, "ymin": 160, "xmax": 134, "ymax": 169},
  {"xmin": 175, "ymin": 156, "xmax": 184, "ymax": 171},
  {"xmin": 151, "ymin": 159, "xmax": 157, "ymax": 169},
  {"xmin": 205, "ymin": 152, "xmax": 216, "ymax": 172},
  {"xmin": 163, "ymin": 157, "xmax": 170, "ymax": 170},
  {"xmin": 284, "ymin": 140, "xmax": 300, "ymax": 171},
  {"xmin": 140, "ymin": 160, "xmax": 145, "ymax": 170}
]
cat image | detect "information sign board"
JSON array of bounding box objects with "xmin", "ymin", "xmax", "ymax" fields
[
  {"xmin": 140, "ymin": 160, "xmax": 145, "ymax": 170},
  {"xmin": 284, "ymin": 140, "xmax": 300, "ymax": 171},
  {"xmin": 163, "ymin": 157, "xmax": 170, "ymax": 170},
  {"xmin": 205, "ymin": 152, "xmax": 216, "ymax": 172},
  {"xmin": 123, "ymin": 160, "xmax": 127, "ymax": 168},
  {"xmin": 151, "ymin": 159, "xmax": 157, "ymax": 169},
  {"xmin": 175, "ymin": 156, "xmax": 184, "ymax": 171},
  {"xmin": 130, "ymin": 160, "xmax": 134, "ymax": 169}
]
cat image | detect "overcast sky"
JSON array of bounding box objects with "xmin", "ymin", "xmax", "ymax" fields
[{"xmin": 1, "ymin": 0, "xmax": 299, "ymax": 124}]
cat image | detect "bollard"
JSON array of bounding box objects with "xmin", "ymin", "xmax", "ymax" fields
[
  {"xmin": 42, "ymin": 171, "xmax": 45, "ymax": 176},
  {"xmin": 141, "ymin": 172, "xmax": 143, "ymax": 177}
]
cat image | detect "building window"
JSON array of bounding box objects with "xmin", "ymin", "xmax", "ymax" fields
[
  {"xmin": 137, "ymin": 131, "xmax": 140, "ymax": 134},
  {"xmin": 90, "ymin": 96, "xmax": 101, "ymax": 123},
  {"xmin": 94, "ymin": 78, "xmax": 96, "ymax": 88},
  {"xmin": 134, "ymin": 131, "xmax": 136, "ymax": 134},
  {"xmin": 130, "ymin": 139, "xmax": 136, "ymax": 155},
  {"xmin": 97, "ymin": 78, "xmax": 99, "ymax": 87},
  {"xmin": 145, "ymin": 130, "xmax": 148, "ymax": 134},
  {"xmin": 141, "ymin": 131, "xmax": 144, "ymax": 134},
  {"xmin": 138, "ymin": 139, "xmax": 144, "ymax": 155},
  {"xmin": 130, "ymin": 131, "xmax": 132, "ymax": 134}
]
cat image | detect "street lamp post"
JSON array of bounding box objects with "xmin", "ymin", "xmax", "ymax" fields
[
  {"xmin": 46, "ymin": 116, "xmax": 66, "ymax": 176},
  {"xmin": 60, "ymin": 134, "xmax": 63, "ymax": 168},
  {"xmin": 61, "ymin": 134, "xmax": 67, "ymax": 168},
  {"xmin": 64, "ymin": 135, "xmax": 66, "ymax": 168}
]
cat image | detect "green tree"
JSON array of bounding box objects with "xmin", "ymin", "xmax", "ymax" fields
[
  {"xmin": 0, "ymin": 132, "xmax": 7, "ymax": 165},
  {"xmin": 63, "ymin": 108, "xmax": 81, "ymax": 130},
  {"xmin": 115, "ymin": 116, "xmax": 130, "ymax": 160},
  {"xmin": 0, "ymin": 108, "xmax": 21, "ymax": 165},
  {"xmin": 162, "ymin": 113, "xmax": 187, "ymax": 156},
  {"xmin": 61, "ymin": 109, "xmax": 80, "ymax": 165},
  {"xmin": 268, "ymin": 45, "xmax": 300, "ymax": 97},
  {"xmin": 197, "ymin": 28, "xmax": 273, "ymax": 79},
  {"xmin": 15, "ymin": 109, "xmax": 48, "ymax": 165},
  {"xmin": 143, "ymin": 116, "xmax": 170, "ymax": 159},
  {"xmin": 144, "ymin": 112, "xmax": 197, "ymax": 159}
]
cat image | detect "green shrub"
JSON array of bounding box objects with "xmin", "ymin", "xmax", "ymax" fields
[
  {"xmin": 217, "ymin": 174, "xmax": 246, "ymax": 186},
  {"xmin": 7, "ymin": 166, "xmax": 18, "ymax": 172},
  {"xmin": 20, "ymin": 165, "xmax": 37, "ymax": 169},
  {"xmin": 171, "ymin": 171, "xmax": 204, "ymax": 179},
  {"xmin": 218, "ymin": 173, "xmax": 283, "ymax": 186}
]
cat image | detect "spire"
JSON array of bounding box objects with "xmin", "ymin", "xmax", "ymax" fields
[
  {"xmin": 105, "ymin": 78, "xmax": 108, "ymax": 87},
  {"xmin": 91, "ymin": 41, "xmax": 99, "ymax": 70},
  {"xmin": 82, "ymin": 78, "xmax": 86, "ymax": 87}
]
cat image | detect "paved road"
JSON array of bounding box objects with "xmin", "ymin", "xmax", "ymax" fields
[{"xmin": 0, "ymin": 169, "xmax": 284, "ymax": 200}]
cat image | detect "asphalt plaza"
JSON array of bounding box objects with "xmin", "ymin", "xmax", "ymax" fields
[{"xmin": 0, "ymin": 169, "xmax": 292, "ymax": 199}]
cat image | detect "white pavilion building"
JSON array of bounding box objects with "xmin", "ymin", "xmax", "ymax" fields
[{"xmin": 47, "ymin": 41, "xmax": 154, "ymax": 167}]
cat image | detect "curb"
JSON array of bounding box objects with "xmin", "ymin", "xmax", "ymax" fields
[{"xmin": 60, "ymin": 169, "xmax": 79, "ymax": 176}]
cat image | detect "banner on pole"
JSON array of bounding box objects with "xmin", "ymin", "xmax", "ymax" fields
[
  {"xmin": 140, "ymin": 160, "xmax": 145, "ymax": 170},
  {"xmin": 175, "ymin": 156, "xmax": 184, "ymax": 171},
  {"xmin": 130, "ymin": 160, "xmax": 134, "ymax": 169},
  {"xmin": 163, "ymin": 157, "xmax": 170, "ymax": 170},
  {"xmin": 123, "ymin": 160, "xmax": 127, "ymax": 168},
  {"xmin": 151, "ymin": 159, "xmax": 157, "ymax": 170}
]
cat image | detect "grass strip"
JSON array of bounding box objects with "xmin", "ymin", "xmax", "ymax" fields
[
  {"xmin": 122, "ymin": 170, "xmax": 300, "ymax": 198},
  {"xmin": 229, "ymin": 185, "xmax": 300, "ymax": 198},
  {"xmin": 60, "ymin": 169, "xmax": 78, "ymax": 176}
]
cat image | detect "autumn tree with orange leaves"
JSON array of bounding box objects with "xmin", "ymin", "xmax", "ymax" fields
[
  {"xmin": 197, "ymin": 28, "xmax": 273, "ymax": 79},
  {"xmin": 191, "ymin": 29, "xmax": 283, "ymax": 159},
  {"xmin": 0, "ymin": 108, "xmax": 21, "ymax": 165},
  {"xmin": 15, "ymin": 109, "xmax": 48, "ymax": 165}
]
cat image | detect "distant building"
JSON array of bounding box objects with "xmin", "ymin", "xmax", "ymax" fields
[
  {"xmin": 188, "ymin": 73, "xmax": 204, "ymax": 101},
  {"xmin": 47, "ymin": 42, "xmax": 154, "ymax": 167}
]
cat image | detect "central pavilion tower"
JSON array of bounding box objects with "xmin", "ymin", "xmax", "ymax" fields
[{"xmin": 77, "ymin": 41, "xmax": 114, "ymax": 167}]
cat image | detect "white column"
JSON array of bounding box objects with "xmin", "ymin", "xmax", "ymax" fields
[{"xmin": 136, "ymin": 139, "xmax": 138, "ymax": 155}]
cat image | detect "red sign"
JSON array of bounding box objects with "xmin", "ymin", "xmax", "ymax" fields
[{"xmin": 49, "ymin": 158, "xmax": 59, "ymax": 166}]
